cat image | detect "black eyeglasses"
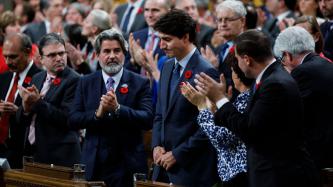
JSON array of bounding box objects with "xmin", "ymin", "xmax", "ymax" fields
[
  {"xmin": 43, "ymin": 51, "xmax": 67, "ymax": 59},
  {"xmin": 217, "ymin": 16, "xmax": 242, "ymax": 24},
  {"xmin": 4, "ymin": 54, "xmax": 19, "ymax": 60}
]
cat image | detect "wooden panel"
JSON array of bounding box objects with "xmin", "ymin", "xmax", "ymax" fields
[{"xmin": 135, "ymin": 180, "xmax": 182, "ymax": 187}]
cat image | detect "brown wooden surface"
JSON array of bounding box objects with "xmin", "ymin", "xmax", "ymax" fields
[{"xmin": 24, "ymin": 162, "xmax": 75, "ymax": 180}]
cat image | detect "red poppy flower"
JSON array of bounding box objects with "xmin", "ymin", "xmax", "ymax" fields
[
  {"xmin": 120, "ymin": 87, "xmax": 128, "ymax": 94},
  {"xmin": 229, "ymin": 45, "xmax": 235, "ymax": 54},
  {"xmin": 24, "ymin": 76, "xmax": 32, "ymax": 85},
  {"xmin": 137, "ymin": 7, "xmax": 143, "ymax": 14},
  {"xmin": 52, "ymin": 78, "xmax": 61, "ymax": 86},
  {"xmin": 184, "ymin": 70, "xmax": 192, "ymax": 79}
]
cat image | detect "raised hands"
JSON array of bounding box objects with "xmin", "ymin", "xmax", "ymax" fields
[
  {"xmin": 201, "ymin": 45, "xmax": 219, "ymax": 69},
  {"xmin": 0, "ymin": 100, "xmax": 18, "ymax": 114},
  {"xmin": 180, "ymin": 82, "xmax": 207, "ymax": 110},
  {"xmin": 18, "ymin": 85, "xmax": 41, "ymax": 113},
  {"xmin": 194, "ymin": 73, "xmax": 231, "ymax": 103}
]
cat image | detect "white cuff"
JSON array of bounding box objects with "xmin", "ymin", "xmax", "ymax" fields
[{"xmin": 216, "ymin": 98, "xmax": 229, "ymax": 109}]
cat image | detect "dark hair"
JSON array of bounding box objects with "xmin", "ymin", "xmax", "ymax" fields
[
  {"xmin": 234, "ymin": 29, "xmax": 273, "ymax": 63},
  {"xmin": 38, "ymin": 33, "xmax": 65, "ymax": 56},
  {"xmin": 284, "ymin": 0, "xmax": 297, "ymax": 11},
  {"xmin": 245, "ymin": 3, "xmax": 258, "ymax": 30},
  {"xmin": 294, "ymin": 15, "xmax": 323, "ymax": 54},
  {"xmin": 64, "ymin": 23, "xmax": 87, "ymax": 49},
  {"xmin": 230, "ymin": 55, "xmax": 254, "ymax": 87},
  {"xmin": 22, "ymin": 2, "xmax": 36, "ymax": 23},
  {"xmin": 154, "ymin": 9, "xmax": 196, "ymax": 43}
]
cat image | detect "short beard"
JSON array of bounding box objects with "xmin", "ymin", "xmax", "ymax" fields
[{"xmin": 100, "ymin": 62, "xmax": 123, "ymax": 75}]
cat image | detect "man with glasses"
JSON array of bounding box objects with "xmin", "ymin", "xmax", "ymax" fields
[
  {"xmin": 16, "ymin": 33, "xmax": 81, "ymax": 167},
  {"xmin": 201, "ymin": 0, "xmax": 246, "ymax": 100},
  {"xmin": 0, "ymin": 33, "xmax": 40, "ymax": 168}
]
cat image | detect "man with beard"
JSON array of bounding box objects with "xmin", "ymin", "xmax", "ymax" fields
[
  {"xmin": 0, "ymin": 33, "xmax": 40, "ymax": 168},
  {"xmin": 69, "ymin": 28, "xmax": 153, "ymax": 187},
  {"xmin": 16, "ymin": 33, "xmax": 81, "ymax": 167}
]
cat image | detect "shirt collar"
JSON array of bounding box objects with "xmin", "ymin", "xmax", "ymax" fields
[
  {"xmin": 256, "ymin": 58, "xmax": 275, "ymax": 84},
  {"xmin": 15, "ymin": 61, "xmax": 33, "ymax": 85},
  {"xmin": 102, "ymin": 68, "xmax": 124, "ymax": 90},
  {"xmin": 174, "ymin": 47, "xmax": 196, "ymax": 70},
  {"xmin": 148, "ymin": 27, "xmax": 159, "ymax": 36}
]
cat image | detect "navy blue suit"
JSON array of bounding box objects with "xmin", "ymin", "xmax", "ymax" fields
[
  {"xmin": 152, "ymin": 50, "xmax": 219, "ymax": 187},
  {"xmin": 69, "ymin": 69, "xmax": 153, "ymax": 187}
]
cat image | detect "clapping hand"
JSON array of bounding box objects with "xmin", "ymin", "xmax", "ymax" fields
[
  {"xmin": 200, "ymin": 45, "xmax": 219, "ymax": 69},
  {"xmin": 96, "ymin": 89, "xmax": 119, "ymax": 118},
  {"xmin": 180, "ymin": 82, "xmax": 207, "ymax": 110},
  {"xmin": 194, "ymin": 73, "xmax": 231, "ymax": 103},
  {"xmin": 18, "ymin": 85, "xmax": 40, "ymax": 113}
]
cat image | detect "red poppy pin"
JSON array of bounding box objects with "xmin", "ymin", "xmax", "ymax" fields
[
  {"xmin": 52, "ymin": 77, "xmax": 61, "ymax": 86},
  {"xmin": 184, "ymin": 70, "xmax": 193, "ymax": 79},
  {"xmin": 24, "ymin": 76, "xmax": 32, "ymax": 85},
  {"xmin": 120, "ymin": 84, "xmax": 129, "ymax": 94},
  {"xmin": 229, "ymin": 45, "xmax": 235, "ymax": 54},
  {"xmin": 137, "ymin": 7, "xmax": 143, "ymax": 14}
]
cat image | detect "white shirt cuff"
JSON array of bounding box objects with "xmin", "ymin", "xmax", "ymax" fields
[{"xmin": 216, "ymin": 98, "xmax": 229, "ymax": 109}]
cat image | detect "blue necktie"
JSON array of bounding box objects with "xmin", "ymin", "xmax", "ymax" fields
[
  {"xmin": 121, "ymin": 6, "xmax": 134, "ymax": 33},
  {"xmin": 106, "ymin": 77, "xmax": 115, "ymax": 91},
  {"xmin": 219, "ymin": 43, "xmax": 230, "ymax": 62},
  {"xmin": 168, "ymin": 63, "xmax": 181, "ymax": 102}
]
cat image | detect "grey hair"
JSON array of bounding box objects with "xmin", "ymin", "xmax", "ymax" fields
[
  {"xmin": 146, "ymin": 0, "xmax": 171, "ymax": 10},
  {"xmin": 274, "ymin": 26, "xmax": 315, "ymax": 58},
  {"xmin": 89, "ymin": 9, "xmax": 112, "ymax": 31},
  {"xmin": 216, "ymin": 0, "xmax": 247, "ymax": 17},
  {"xmin": 68, "ymin": 2, "xmax": 90, "ymax": 18},
  {"xmin": 95, "ymin": 28, "xmax": 128, "ymax": 54}
]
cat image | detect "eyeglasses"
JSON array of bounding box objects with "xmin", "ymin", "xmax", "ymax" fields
[
  {"xmin": 4, "ymin": 54, "xmax": 19, "ymax": 61},
  {"xmin": 217, "ymin": 16, "xmax": 242, "ymax": 24},
  {"xmin": 43, "ymin": 51, "xmax": 67, "ymax": 59}
]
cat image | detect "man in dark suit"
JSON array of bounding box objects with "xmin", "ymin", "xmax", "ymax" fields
[
  {"xmin": 195, "ymin": 30, "xmax": 320, "ymax": 187},
  {"xmin": 17, "ymin": 33, "xmax": 81, "ymax": 167},
  {"xmin": 23, "ymin": 0, "xmax": 64, "ymax": 43},
  {"xmin": 114, "ymin": 0, "xmax": 147, "ymax": 37},
  {"xmin": 0, "ymin": 33, "xmax": 40, "ymax": 168},
  {"xmin": 262, "ymin": 0, "xmax": 296, "ymax": 42},
  {"xmin": 69, "ymin": 28, "xmax": 153, "ymax": 187},
  {"xmin": 319, "ymin": 0, "xmax": 333, "ymax": 61},
  {"xmin": 274, "ymin": 26, "xmax": 333, "ymax": 169},
  {"xmin": 151, "ymin": 9, "xmax": 218, "ymax": 187},
  {"xmin": 126, "ymin": 0, "xmax": 169, "ymax": 74}
]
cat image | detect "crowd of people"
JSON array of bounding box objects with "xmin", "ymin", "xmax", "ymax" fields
[{"xmin": 0, "ymin": 0, "xmax": 333, "ymax": 187}]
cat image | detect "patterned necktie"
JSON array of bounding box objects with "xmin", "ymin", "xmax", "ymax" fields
[
  {"xmin": 121, "ymin": 5, "xmax": 135, "ymax": 33},
  {"xmin": 28, "ymin": 75, "xmax": 53, "ymax": 145},
  {"xmin": 0, "ymin": 74, "xmax": 19, "ymax": 143},
  {"xmin": 147, "ymin": 33, "xmax": 156, "ymax": 52},
  {"xmin": 106, "ymin": 77, "xmax": 115, "ymax": 91},
  {"xmin": 220, "ymin": 43, "xmax": 230, "ymax": 62}
]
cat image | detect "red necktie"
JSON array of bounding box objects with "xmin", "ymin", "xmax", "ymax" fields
[
  {"xmin": 0, "ymin": 74, "xmax": 19, "ymax": 143},
  {"xmin": 147, "ymin": 33, "xmax": 156, "ymax": 52}
]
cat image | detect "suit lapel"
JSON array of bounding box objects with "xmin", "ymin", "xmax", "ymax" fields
[
  {"xmin": 166, "ymin": 50, "xmax": 199, "ymax": 116},
  {"xmin": 160, "ymin": 60, "xmax": 174, "ymax": 115},
  {"xmin": 116, "ymin": 70, "xmax": 130, "ymax": 104}
]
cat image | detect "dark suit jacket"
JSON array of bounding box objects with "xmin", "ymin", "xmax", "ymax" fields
[
  {"xmin": 152, "ymin": 50, "xmax": 219, "ymax": 187},
  {"xmin": 0, "ymin": 64, "xmax": 40, "ymax": 168},
  {"xmin": 125, "ymin": 27, "xmax": 166, "ymax": 73},
  {"xmin": 17, "ymin": 67, "xmax": 81, "ymax": 167},
  {"xmin": 262, "ymin": 11, "xmax": 295, "ymax": 42},
  {"xmin": 214, "ymin": 62, "xmax": 319, "ymax": 187},
  {"xmin": 114, "ymin": 2, "xmax": 147, "ymax": 37},
  {"xmin": 320, "ymin": 21, "xmax": 333, "ymax": 61},
  {"xmin": 23, "ymin": 21, "xmax": 47, "ymax": 44},
  {"xmin": 291, "ymin": 53, "xmax": 333, "ymax": 169},
  {"xmin": 68, "ymin": 69, "xmax": 153, "ymax": 187}
]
